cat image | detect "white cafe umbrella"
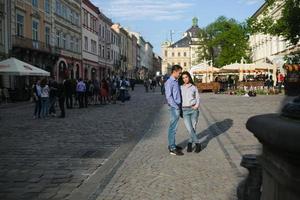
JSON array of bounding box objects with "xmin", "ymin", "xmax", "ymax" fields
[{"xmin": 0, "ymin": 57, "xmax": 50, "ymax": 76}]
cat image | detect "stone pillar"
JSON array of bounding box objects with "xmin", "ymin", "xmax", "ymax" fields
[{"xmin": 245, "ymin": 97, "xmax": 300, "ymax": 200}]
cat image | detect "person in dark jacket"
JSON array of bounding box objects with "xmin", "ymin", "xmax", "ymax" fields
[
  {"xmin": 57, "ymin": 82, "xmax": 66, "ymax": 118},
  {"xmin": 64, "ymin": 79, "xmax": 73, "ymax": 109}
]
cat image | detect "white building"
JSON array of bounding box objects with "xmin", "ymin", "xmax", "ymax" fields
[{"xmin": 250, "ymin": 1, "xmax": 300, "ymax": 71}]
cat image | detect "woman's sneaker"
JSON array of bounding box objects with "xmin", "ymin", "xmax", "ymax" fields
[
  {"xmin": 195, "ymin": 143, "xmax": 202, "ymax": 153},
  {"xmin": 187, "ymin": 143, "xmax": 193, "ymax": 152},
  {"xmin": 169, "ymin": 148, "xmax": 184, "ymax": 156}
]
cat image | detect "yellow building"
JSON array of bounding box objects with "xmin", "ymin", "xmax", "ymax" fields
[{"xmin": 161, "ymin": 17, "xmax": 204, "ymax": 75}]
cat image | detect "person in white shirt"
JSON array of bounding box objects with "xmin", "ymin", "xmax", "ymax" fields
[
  {"xmin": 180, "ymin": 71, "xmax": 202, "ymax": 153},
  {"xmin": 40, "ymin": 79, "xmax": 50, "ymax": 119}
]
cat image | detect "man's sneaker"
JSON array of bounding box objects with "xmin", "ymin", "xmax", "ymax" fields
[
  {"xmin": 187, "ymin": 143, "xmax": 193, "ymax": 152},
  {"xmin": 195, "ymin": 143, "xmax": 202, "ymax": 153},
  {"xmin": 169, "ymin": 149, "xmax": 184, "ymax": 156}
]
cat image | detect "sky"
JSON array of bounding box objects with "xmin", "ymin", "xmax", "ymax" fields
[{"xmin": 91, "ymin": 0, "xmax": 265, "ymax": 55}]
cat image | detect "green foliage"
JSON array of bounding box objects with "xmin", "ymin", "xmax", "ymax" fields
[
  {"xmin": 197, "ymin": 16, "xmax": 250, "ymax": 67},
  {"xmin": 248, "ymin": 0, "xmax": 300, "ymax": 45}
]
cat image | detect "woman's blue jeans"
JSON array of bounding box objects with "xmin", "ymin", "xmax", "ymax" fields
[
  {"xmin": 182, "ymin": 108, "xmax": 199, "ymax": 143},
  {"xmin": 41, "ymin": 97, "xmax": 49, "ymax": 118}
]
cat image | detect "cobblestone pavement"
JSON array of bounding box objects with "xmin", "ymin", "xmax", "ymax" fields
[
  {"xmin": 95, "ymin": 93, "xmax": 286, "ymax": 200},
  {"xmin": 0, "ymin": 86, "xmax": 165, "ymax": 200}
]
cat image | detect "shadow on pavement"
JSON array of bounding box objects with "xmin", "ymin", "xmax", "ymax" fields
[{"xmin": 178, "ymin": 119, "xmax": 233, "ymax": 151}]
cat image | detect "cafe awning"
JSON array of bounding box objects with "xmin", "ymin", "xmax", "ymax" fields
[{"xmin": 0, "ymin": 57, "xmax": 50, "ymax": 76}]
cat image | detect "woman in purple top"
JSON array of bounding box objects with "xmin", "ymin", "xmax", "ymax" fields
[{"xmin": 180, "ymin": 71, "xmax": 202, "ymax": 153}]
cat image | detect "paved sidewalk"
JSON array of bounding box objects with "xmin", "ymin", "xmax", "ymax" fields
[{"xmin": 95, "ymin": 94, "xmax": 285, "ymax": 200}]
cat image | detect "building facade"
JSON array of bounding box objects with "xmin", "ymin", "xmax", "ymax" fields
[
  {"xmin": 161, "ymin": 17, "xmax": 202, "ymax": 75},
  {"xmin": 52, "ymin": 0, "xmax": 82, "ymax": 81},
  {"xmin": 11, "ymin": 0, "xmax": 57, "ymax": 73},
  {"xmin": 110, "ymin": 28, "xmax": 120, "ymax": 77},
  {"xmin": 82, "ymin": 0, "xmax": 99, "ymax": 80},
  {"xmin": 111, "ymin": 23, "xmax": 128, "ymax": 76},
  {"xmin": 250, "ymin": 1, "xmax": 300, "ymax": 68},
  {"xmin": 145, "ymin": 42, "xmax": 153, "ymax": 74},
  {"xmin": 0, "ymin": 0, "xmax": 9, "ymax": 59},
  {"xmin": 153, "ymin": 53, "xmax": 162, "ymax": 76}
]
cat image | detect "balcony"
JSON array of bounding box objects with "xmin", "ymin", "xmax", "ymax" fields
[{"xmin": 12, "ymin": 36, "xmax": 52, "ymax": 53}]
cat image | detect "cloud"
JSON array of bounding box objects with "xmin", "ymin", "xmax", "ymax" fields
[
  {"xmin": 91, "ymin": 0, "xmax": 195, "ymax": 21},
  {"xmin": 238, "ymin": 0, "xmax": 264, "ymax": 5}
]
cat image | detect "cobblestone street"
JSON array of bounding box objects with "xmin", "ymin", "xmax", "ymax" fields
[{"xmin": 0, "ymin": 87, "xmax": 286, "ymax": 200}]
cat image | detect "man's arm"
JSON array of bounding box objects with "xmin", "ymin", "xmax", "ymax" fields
[{"xmin": 165, "ymin": 82, "xmax": 179, "ymax": 109}]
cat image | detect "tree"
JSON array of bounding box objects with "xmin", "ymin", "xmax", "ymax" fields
[
  {"xmin": 248, "ymin": 0, "xmax": 300, "ymax": 45},
  {"xmin": 197, "ymin": 16, "xmax": 250, "ymax": 67}
]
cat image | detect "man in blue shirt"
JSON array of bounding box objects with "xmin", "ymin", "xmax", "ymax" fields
[{"xmin": 164, "ymin": 65, "xmax": 184, "ymax": 156}]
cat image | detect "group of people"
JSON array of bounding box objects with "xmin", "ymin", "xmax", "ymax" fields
[
  {"xmin": 165, "ymin": 65, "xmax": 202, "ymax": 156},
  {"xmin": 32, "ymin": 76, "xmax": 130, "ymax": 119}
]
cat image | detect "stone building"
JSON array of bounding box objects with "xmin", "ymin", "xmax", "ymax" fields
[
  {"xmin": 111, "ymin": 23, "xmax": 128, "ymax": 76},
  {"xmin": 0, "ymin": 0, "xmax": 9, "ymax": 59},
  {"xmin": 249, "ymin": 1, "xmax": 300, "ymax": 69},
  {"xmin": 52, "ymin": 0, "xmax": 82, "ymax": 81},
  {"xmin": 153, "ymin": 53, "xmax": 162, "ymax": 76},
  {"xmin": 145, "ymin": 42, "xmax": 154, "ymax": 75},
  {"xmin": 10, "ymin": 0, "xmax": 58, "ymax": 75},
  {"xmin": 82, "ymin": 0, "xmax": 99, "ymax": 80},
  {"xmin": 110, "ymin": 28, "xmax": 120, "ymax": 76},
  {"xmin": 161, "ymin": 17, "xmax": 202, "ymax": 75}
]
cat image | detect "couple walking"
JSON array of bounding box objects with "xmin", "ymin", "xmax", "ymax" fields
[{"xmin": 165, "ymin": 65, "xmax": 201, "ymax": 156}]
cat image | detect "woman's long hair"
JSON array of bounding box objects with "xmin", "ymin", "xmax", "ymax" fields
[{"xmin": 179, "ymin": 71, "xmax": 195, "ymax": 86}]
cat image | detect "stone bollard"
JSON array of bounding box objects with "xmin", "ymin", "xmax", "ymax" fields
[
  {"xmin": 237, "ymin": 154, "xmax": 262, "ymax": 200},
  {"xmin": 245, "ymin": 96, "xmax": 300, "ymax": 200}
]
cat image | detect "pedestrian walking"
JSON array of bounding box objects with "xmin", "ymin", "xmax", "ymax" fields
[
  {"xmin": 64, "ymin": 79, "xmax": 73, "ymax": 109},
  {"xmin": 76, "ymin": 78, "xmax": 86, "ymax": 108},
  {"xmin": 57, "ymin": 82, "xmax": 66, "ymax": 118},
  {"xmin": 49, "ymin": 80, "xmax": 58, "ymax": 117},
  {"xmin": 100, "ymin": 79, "xmax": 109, "ymax": 104},
  {"xmin": 144, "ymin": 79, "xmax": 149, "ymax": 93},
  {"xmin": 160, "ymin": 77, "xmax": 165, "ymax": 95},
  {"xmin": 40, "ymin": 79, "xmax": 50, "ymax": 119},
  {"xmin": 110, "ymin": 79, "xmax": 117, "ymax": 104},
  {"xmin": 180, "ymin": 71, "xmax": 202, "ymax": 153},
  {"xmin": 84, "ymin": 79, "xmax": 89, "ymax": 107},
  {"xmin": 119, "ymin": 76, "xmax": 127, "ymax": 104},
  {"xmin": 130, "ymin": 79, "xmax": 135, "ymax": 91},
  {"xmin": 93, "ymin": 79, "xmax": 100, "ymax": 105},
  {"xmin": 164, "ymin": 65, "xmax": 184, "ymax": 156},
  {"xmin": 32, "ymin": 80, "xmax": 42, "ymax": 119}
]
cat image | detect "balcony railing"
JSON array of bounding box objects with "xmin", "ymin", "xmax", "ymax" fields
[
  {"xmin": 12, "ymin": 36, "xmax": 63, "ymax": 55},
  {"xmin": 12, "ymin": 36, "xmax": 52, "ymax": 53}
]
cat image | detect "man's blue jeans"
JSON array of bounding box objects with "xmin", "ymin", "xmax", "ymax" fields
[
  {"xmin": 182, "ymin": 108, "xmax": 199, "ymax": 143},
  {"xmin": 168, "ymin": 107, "xmax": 180, "ymax": 150}
]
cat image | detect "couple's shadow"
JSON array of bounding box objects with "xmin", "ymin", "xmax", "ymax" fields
[{"xmin": 178, "ymin": 119, "xmax": 233, "ymax": 151}]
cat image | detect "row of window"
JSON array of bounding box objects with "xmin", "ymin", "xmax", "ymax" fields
[
  {"xmin": 56, "ymin": 31, "xmax": 80, "ymax": 53},
  {"xmin": 83, "ymin": 9, "xmax": 97, "ymax": 32},
  {"xmin": 84, "ymin": 36, "xmax": 97, "ymax": 54},
  {"xmin": 16, "ymin": 12, "xmax": 80, "ymax": 53},
  {"xmin": 165, "ymin": 51, "xmax": 188, "ymax": 57},
  {"xmin": 56, "ymin": 0, "xmax": 80, "ymax": 26},
  {"xmin": 169, "ymin": 62, "xmax": 188, "ymax": 67},
  {"xmin": 83, "ymin": 36, "xmax": 119, "ymax": 62}
]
